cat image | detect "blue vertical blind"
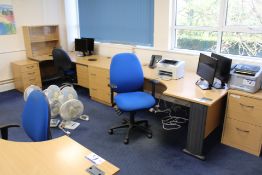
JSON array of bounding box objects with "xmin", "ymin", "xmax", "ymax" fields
[{"xmin": 78, "ymin": 0, "xmax": 154, "ymax": 46}]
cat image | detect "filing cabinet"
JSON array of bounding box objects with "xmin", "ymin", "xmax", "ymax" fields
[
  {"xmin": 11, "ymin": 60, "xmax": 42, "ymax": 92},
  {"xmin": 222, "ymin": 90, "xmax": 262, "ymax": 156}
]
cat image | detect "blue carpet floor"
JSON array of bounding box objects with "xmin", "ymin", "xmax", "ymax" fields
[{"xmin": 0, "ymin": 88, "xmax": 261, "ymax": 175}]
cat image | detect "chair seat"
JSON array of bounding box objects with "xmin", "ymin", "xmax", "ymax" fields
[
  {"xmin": 64, "ymin": 69, "xmax": 76, "ymax": 76},
  {"xmin": 115, "ymin": 92, "xmax": 155, "ymax": 111}
]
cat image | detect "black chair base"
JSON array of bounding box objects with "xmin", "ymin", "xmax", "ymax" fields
[{"xmin": 108, "ymin": 112, "xmax": 152, "ymax": 144}]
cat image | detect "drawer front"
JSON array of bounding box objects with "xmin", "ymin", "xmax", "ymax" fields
[
  {"xmin": 21, "ymin": 63, "xmax": 39, "ymax": 72},
  {"xmin": 23, "ymin": 78, "xmax": 42, "ymax": 90},
  {"xmin": 89, "ymin": 67, "xmax": 109, "ymax": 78},
  {"xmin": 77, "ymin": 64, "xmax": 89, "ymax": 88},
  {"xmin": 89, "ymin": 67, "xmax": 109, "ymax": 89},
  {"xmin": 78, "ymin": 76, "xmax": 89, "ymax": 88},
  {"xmin": 90, "ymin": 88, "xmax": 111, "ymax": 103},
  {"xmin": 76, "ymin": 64, "xmax": 88, "ymax": 76},
  {"xmin": 22, "ymin": 70, "xmax": 40, "ymax": 79},
  {"xmin": 228, "ymin": 93, "xmax": 262, "ymax": 125},
  {"xmin": 222, "ymin": 118, "xmax": 262, "ymax": 155}
]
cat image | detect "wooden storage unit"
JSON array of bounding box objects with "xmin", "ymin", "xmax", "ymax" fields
[
  {"xmin": 88, "ymin": 66, "xmax": 111, "ymax": 105},
  {"xmin": 222, "ymin": 90, "xmax": 262, "ymax": 156},
  {"xmin": 12, "ymin": 60, "xmax": 42, "ymax": 92},
  {"xmin": 23, "ymin": 25, "xmax": 60, "ymax": 61},
  {"xmin": 76, "ymin": 64, "xmax": 89, "ymax": 88}
]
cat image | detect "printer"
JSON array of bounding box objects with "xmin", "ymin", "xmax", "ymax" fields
[
  {"xmin": 229, "ymin": 64, "xmax": 262, "ymax": 93},
  {"xmin": 157, "ymin": 59, "xmax": 185, "ymax": 80}
]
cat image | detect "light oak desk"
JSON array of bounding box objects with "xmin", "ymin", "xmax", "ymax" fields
[
  {"xmin": 72, "ymin": 54, "xmax": 227, "ymax": 160},
  {"xmin": 0, "ymin": 136, "xmax": 119, "ymax": 175},
  {"xmin": 29, "ymin": 53, "xmax": 228, "ymax": 159},
  {"xmin": 143, "ymin": 67, "xmax": 227, "ymax": 159}
]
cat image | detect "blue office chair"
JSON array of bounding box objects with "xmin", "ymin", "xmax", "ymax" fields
[
  {"xmin": 108, "ymin": 53, "xmax": 156, "ymax": 144},
  {"xmin": 52, "ymin": 48, "xmax": 77, "ymax": 84},
  {"xmin": 21, "ymin": 90, "xmax": 52, "ymax": 141}
]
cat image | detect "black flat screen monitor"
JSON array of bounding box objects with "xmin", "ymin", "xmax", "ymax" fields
[
  {"xmin": 196, "ymin": 53, "xmax": 218, "ymax": 90},
  {"xmin": 75, "ymin": 38, "xmax": 83, "ymax": 51},
  {"xmin": 75, "ymin": 38, "xmax": 85, "ymax": 56},
  {"xmin": 211, "ymin": 53, "xmax": 232, "ymax": 88},
  {"xmin": 81, "ymin": 38, "xmax": 94, "ymax": 56}
]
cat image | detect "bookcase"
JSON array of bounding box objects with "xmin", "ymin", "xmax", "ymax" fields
[{"xmin": 22, "ymin": 25, "xmax": 60, "ymax": 61}]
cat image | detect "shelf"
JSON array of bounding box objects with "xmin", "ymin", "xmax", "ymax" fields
[
  {"xmin": 23, "ymin": 25, "xmax": 60, "ymax": 59},
  {"xmin": 31, "ymin": 38, "xmax": 59, "ymax": 43}
]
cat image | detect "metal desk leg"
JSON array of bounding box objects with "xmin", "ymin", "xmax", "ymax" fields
[{"xmin": 183, "ymin": 102, "xmax": 207, "ymax": 160}]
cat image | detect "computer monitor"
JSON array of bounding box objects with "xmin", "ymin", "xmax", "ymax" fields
[
  {"xmin": 75, "ymin": 38, "xmax": 85, "ymax": 56},
  {"xmin": 81, "ymin": 38, "xmax": 94, "ymax": 56},
  {"xmin": 211, "ymin": 53, "xmax": 232, "ymax": 89},
  {"xmin": 196, "ymin": 53, "xmax": 218, "ymax": 90}
]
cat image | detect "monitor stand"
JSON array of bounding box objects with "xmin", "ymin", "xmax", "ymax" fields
[
  {"xmin": 196, "ymin": 78, "xmax": 212, "ymax": 90},
  {"xmin": 87, "ymin": 51, "xmax": 93, "ymax": 56},
  {"xmin": 76, "ymin": 51, "xmax": 85, "ymax": 57},
  {"xmin": 213, "ymin": 81, "xmax": 226, "ymax": 89}
]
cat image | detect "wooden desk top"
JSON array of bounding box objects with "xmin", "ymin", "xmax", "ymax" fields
[
  {"xmin": 0, "ymin": 136, "xmax": 119, "ymax": 175},
  {"xmin": 32, "ymin": 52, "xmax": 227, "ymax": 106},
  {"xmin": 70, "ymin": 52, "xmax": 111, "ymax": 69},
  {"xmin": 143, "ymin": 66, "xmax": 227, "ymax": 106}
]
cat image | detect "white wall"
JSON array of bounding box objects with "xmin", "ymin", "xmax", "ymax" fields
[
  {"xmin": 2, "ymin": 0, "xmax": 261, "ymax": 92},
  {"xmin": 0, "ymin": 0, "xmax": 66, "ymax": 92}
]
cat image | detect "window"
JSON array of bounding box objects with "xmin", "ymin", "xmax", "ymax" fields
[
  {"xmin": 172, "ymin": 0, "xmax": 262, "ymax": 58},
  {"xmin": 78, "ymin": 0, "xmax": 154, "ymax": 46}
]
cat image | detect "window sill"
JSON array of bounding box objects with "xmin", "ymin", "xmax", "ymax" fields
[
  {"xmin": 94, "ymin": 41, "xmax": 262, "ymax": 65},
  {"xmin": 169, "ymin": 48, "xmax": 262, "ymax": 64}
]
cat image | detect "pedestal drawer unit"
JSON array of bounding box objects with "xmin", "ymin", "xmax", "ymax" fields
[
  {"xmin": 221, "ymin": 90, "xmax": 262, "ymax": 156},
  {"xmin": 88, "ymin": 66, "xmax": 111, "ymax": 105},
  {"xmin": 76, "ymin": 64, "xmax": 89, "ymax": 88},
  {"xmin": 12, "ymin": 60, "xmax": 42, "ymax": 92}
]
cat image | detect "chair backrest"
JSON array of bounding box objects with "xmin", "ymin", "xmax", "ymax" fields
[
  {"xmin": 52, "ymin": 48, "xmax": 72, "ymax": 71},
  {"xmin": 110, "ymin": 53, "xmax": 144, "ymax": 93},
  {"xmin": 22, "ymin": 90, "xmax": 51, "ymax": 142}
]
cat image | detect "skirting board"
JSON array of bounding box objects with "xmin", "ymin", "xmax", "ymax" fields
[{"xmin": 0, "ymin": 79, "xmax": 15, "ymax": 92}]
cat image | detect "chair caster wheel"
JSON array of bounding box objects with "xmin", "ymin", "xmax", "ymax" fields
[
  {"xmin": 108, "ymin": 129, "xmax": 113, "ymax": 135},
  {"xmin": 124, "ymin": 138, "xmax": 129, "ymax": 144},
  {"xmin": 147, "ymin": 133, "xmax": 152, "ymax": 138}
]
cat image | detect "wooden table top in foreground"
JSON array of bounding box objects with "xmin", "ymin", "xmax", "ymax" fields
[{"xmin": 0, "ymin": 136, "xmax": 119, "ymax": 175}]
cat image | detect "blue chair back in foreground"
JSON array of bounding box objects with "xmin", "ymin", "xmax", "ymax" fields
[
  {"xmin": 110, "ymin": 53, "xmax": 144, "ymax": 93},
  {"xmin": 22, "ymin": 90, "xmax": 51, "ymax": 142}
]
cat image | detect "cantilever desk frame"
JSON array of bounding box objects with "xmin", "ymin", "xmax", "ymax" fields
[{"xmin": 30, "ymin": 53, "xmax": 227, "ymax": 160}]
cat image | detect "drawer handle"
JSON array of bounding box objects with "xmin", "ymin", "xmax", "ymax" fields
[
  {"xmin": 91, "ymin": 73, "xmax": 96, "ymax": 76},
  {"xmin": 27, "ymin": 72, "xmax": 35, "ymax": 75},
  {"xmin": 26, "ymin": 66, "xmax": 34, "ymax": 69},
  {"xmin": 236, "ymin": 127, "xmax": 250, "ymax": 133},
  {"xmin": 29, "ymin": 78, "xmax": 36, "ymax": 81},
  {"xmin": 239, "ymin": 103, "xmax": 254, "ymax": 109},
  {"xmin": 91, "ymin": 88, "xmax": 97, "ymax": 91}
]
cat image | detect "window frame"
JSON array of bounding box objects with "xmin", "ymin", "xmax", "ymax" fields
[{"xmin": 171, "ymin": 0, "xmax": 262, "ymax": 58}]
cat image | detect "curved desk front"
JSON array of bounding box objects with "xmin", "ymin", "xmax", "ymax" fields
[
  {"xmin": 0, "ymin": 136, "xmax": 119, "ymax": 175},
  {"xmin": 67, "ymin": 54, "xmax": 228, "ymax": 160},
  {"xmin": 143, "ymin": 66, "xmax": 227, "ymax": 159}
]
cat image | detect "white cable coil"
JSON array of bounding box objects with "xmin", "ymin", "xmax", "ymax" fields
[{"xmin": 152, "ymin": 95, "xmax": 188, "ymax": 130}]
